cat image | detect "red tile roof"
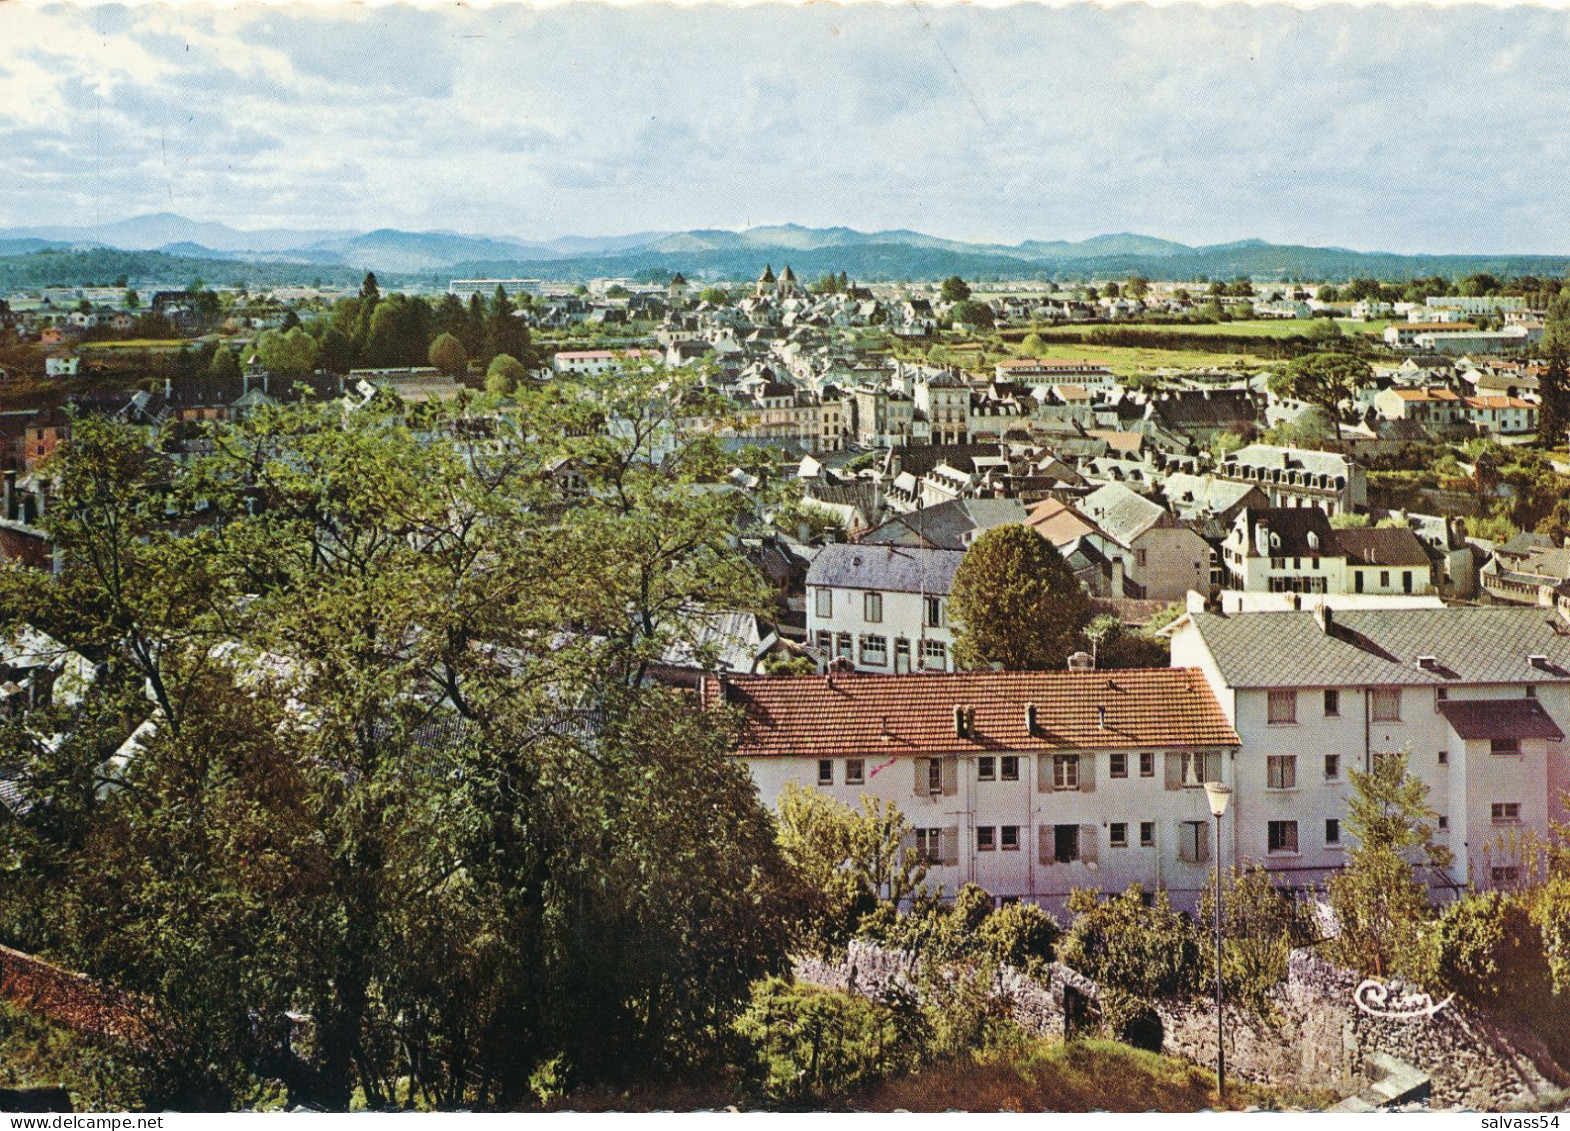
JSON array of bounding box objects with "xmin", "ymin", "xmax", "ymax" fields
[{"xmin": 705, "ymin": 668, "xmax": 1239, "ymax": 758}]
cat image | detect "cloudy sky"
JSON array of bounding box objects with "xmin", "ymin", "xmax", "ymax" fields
[{"xmin": 3, "ymin": 2, "xmax": 1570, "ymax": 253}]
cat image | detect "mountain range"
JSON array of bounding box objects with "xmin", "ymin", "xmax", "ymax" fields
[{"xmin": 3, "ymin": 214, "xmax": 1568, "ymax": 285}]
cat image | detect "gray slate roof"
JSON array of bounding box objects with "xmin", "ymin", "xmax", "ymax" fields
[
  {"xmin": 1437, "ymin": 699, "xmax": 1564, "ymax": 741},
  {"xmin": 859, "ymin": 499, "xmax": 1027, "ymax": 551},
  {"xmin": 1185, "ymin": 606, "xmax": 1570, "ymax": 689},
  {"xmin": 806, "ymin": 543, "xmax": 965, "ymax": 595}
]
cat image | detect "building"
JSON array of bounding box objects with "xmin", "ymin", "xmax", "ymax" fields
[
  {"xmin": 805, "ymin": 543, "xmax": 964, "ymax": 673},
  {"xmin": 1222, "ymin": 507, "xmax": 1434, "ymax": 596},
  {"xmin": 709, "ymin": 667, "xmax": 1240, "ymax": 909},
  {"xmin": 551, "ymin": 349, "xmax": 659, "ymax": 377},
  {"xmin": 1215, "ymin": 444, "xmax": 1366, "ymax": 516},
  {"xmin": 1079, "ymin": 482, "xmax": 1212, "ymax": 601},
  {"xmin": 1169, "ymin": 604, "xmax": 1570, "ymax": 891},
  {"xmin": 448, "ymin": 279, "xmax": 540, "ymax": 300},
  {"xmin": 993, "ymin": 358, "xmax": 1116, "ymax": 392},
  {"xmin": 1385, "ymin": 322, "xmax": 1479, "ymax": 349}
]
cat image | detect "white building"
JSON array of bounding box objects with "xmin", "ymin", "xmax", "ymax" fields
[
  {"xmin": 1168, "ymin": 603, "xmax": 1570, "ymax": 891},
  {"xmin": 1214, "ymin": 444, "xmax": 1366, "ymax": 516},
  {"xmin": 805, "ymin": 543, "xmax": 963, "ymax": 672},
  {"xmin": 708, "ymin": 667, "xmax": 1241, "ymax": 910},
  {"xmin": 1221, "ymin": 507, "xmax": 1434, "ymax": 596}
]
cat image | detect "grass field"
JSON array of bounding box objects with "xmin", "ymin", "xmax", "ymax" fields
[
  {"xmin": 1021, "ymin": 318, "xmax": 1388, "ymax": 341},
  {"xmin": 76, "ymin": 339, "xmax": 194, "ymax": 351},
  {"xmin": 933, "ymin": 338, "xmax": 1271, "ymax": 376}
]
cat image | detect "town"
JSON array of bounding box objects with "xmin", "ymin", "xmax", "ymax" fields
[{"xmin": 2, "ymin": 244, "xmax": 1570, "ymax": 1114}]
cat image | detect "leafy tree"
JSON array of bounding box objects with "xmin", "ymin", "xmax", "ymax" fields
[
  {"xmin": 255, "ymin": 325, "xmax": 320, "ymax": 381},
  {"xmin": 1326, "ymin": 752, "xmax": 1452, "ymax": 978},
  {"xmin": 208, "ymin": 345, "xmax": 240, "ymax": 381},
  {"xmin": 948, "ymin": 524, "xmax": 1091, "ymax": 671},
  {"xmin": 317, "ymin": 327, "xmax": 355, "ymax": 375},
  {"xmin": 483, "ymin": 286, "xmax": 533, "ymax": 369},
  {"xmin": 1057, "ymin": 885, "xmax": 1203, "ymax": 1001},
  {"xmin": 940, "ymin": 276, "xmax": 972, "ymax": 303},
  {"xmin": 1267, "ymin": 352, "xmax": 1370, "ymax": 441},
  {"xmin": 1539, "ymin": 338, "xmax": 1570, "ymax": 451},
  {"xmin": 428, "ymin": 331, "xmax": 468, "ymax": 378},
  {"xmin": 948, "ymin": 300, "xmax": 994, "ymax": 329},
  {"xmin": 1198, "ymin": 868, "xmax": 1314, "ymax": 1017},
  {"xmin": 1020, "ymin": 332, "xmax": 1045, "ymax": 355},
  {"xmin": 124, "ymin": 288, "xmax": 140, "ymax": 310},
  {"xmin": 698, "ymin": 286, "xmax": 730, "ymax": 306},
  {"xmin": 1125, "ymin": 276, "xmax": 1150, "ymax": 301},
  {"xmin": 604, "ymin": 284, "xmax": 630, "ymax": 299},
  {"xmin": 485, "ymin": 353, "xmax": 529, "ymax": 396},
  {"xmin": 1103, "ymin": 281, "xmax": 1121, "ymax": 299},
  {"xmin": 1317, "ymin": 284, "xmax": 1341, "ymax": 303}
]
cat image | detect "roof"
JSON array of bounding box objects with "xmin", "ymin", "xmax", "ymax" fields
[
  {"xmin": 1025, "ymin": 499, "xmax": 1102, "ymax": 547},
  {"xmin": 1081, "ymin": 482, "xmax": 1168, "ymax": 546},
  {"xmin": 1437, "ymin": 698, "xmax": 1565, "ymax": 742},
  {"xmin": 859, "ymin": 499, "xmax": 1026, "ymax": 551},
  {"xmin": 1333, "ymin": 527, "xmax": 1432, "ymax": 568},
  {"xmin": 708, "ymin": 668, "xmax": 1239, "ymax": 757},
  {"xmin": 805, "ymin": 542, "xmax": 965, "ymax": 595},
  {"xmin": 1235, "ymin": 507, "xmax": 1334, "ymax": 558},
  {"xmin": 1223, "ymin": 444, "xmax": 1355, "ymax": 478},
  {"xmin": 1180, "ymin": 606, "xmax": 1570, "ymax": 689}
]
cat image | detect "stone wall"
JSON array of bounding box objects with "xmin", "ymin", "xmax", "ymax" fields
[
  {"xmin": 1155, "ymin": 949, "xmax": 1568, "ymax": 1110},
  {"xmin": 0, "ymin": 944, "xmax": 148, "ymax": 1046}
]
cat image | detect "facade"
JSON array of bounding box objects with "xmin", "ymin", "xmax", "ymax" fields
[
  {"xmin": 1168, "ymin": 604, "xmax": 1570, "ymax": 891},
  {"xmin": 805, "ymin": 543, "xmax": 964, "ymax": 673},
  {"xmin": 1222, "ymin": 507, "xmax": 1434, "ymax": 595},
  {"xmin": 993, "ymin": 358, "xmax": 1116, "ymax": 391},
  {"xmin": 710, "ymin": 668, "xmax": 1240, "ymax": 909},
  {"xmin": 1215, "ymin": 444, "xmax": 1366, "ymax": 516},
  {"xmin": 1079, "ymin": 482, "xmax": 1212, "ymax": 601}
]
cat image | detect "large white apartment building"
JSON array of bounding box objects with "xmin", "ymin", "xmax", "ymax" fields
[
  {"xmin": 709, "ymin": 667, "xmax": 1241, "ymax": 910},
  {"xmin": 1168, "ymin": 603, "xmax": 1570, "ymax": 891}
]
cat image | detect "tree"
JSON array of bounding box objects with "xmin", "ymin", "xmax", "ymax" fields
[
  {"xmin": 1317, "ymin": 284, "xmax": 1341, "ymax": 303},
  {"xmin": 698, "ymin": 286, "xmax": 730, "ymax": 306},
  {"xmin": 208, "ymin": 345, "xmax": 240, "ymax": 381},
  {"xmin": 1020, "ymin": 332, "xmax": 1046, "ymax": 355},
  {"xmin": 428, "ymin": 331, "xmax": 468, "ymax": 378},
  {"xmin": 948, "ymin": 524, "xmax": 1091, "ymax": 670},
  {"xmin": 1326, "ymin": 752, "xmax": 1452, "ymax": 978},
  {"xmin": 124, "ymin": 288, "xmax": 140, "ymax": 310},
  {"xmin": 1125, "ymin": 276, "xmax": 1150, "ymax": 301},
  {"xmin": 948, "ymin": 300, "xmax": 994, "ymax": 329},
  {"xmin": 485, "ymin": 353, "xmax": 530, "ymax": 396},
  {"xmin": 940, "ymin": 276, "xmax": 971, "ymax": 303},
  {"xmin": 1539, "ymin": 339, "xmax": 1570, "ymax": 451},
  {"xmin": 255, "ymin": 326, "xmax": 320, "ymax": 381},
  {"xmin": 317, "ymin": 327, "xmax": 355, "ymax": 375},
  {"xmin": 1267, "ymin": 352, "xmax": 1370, "ymax": 441},
  {"xmin": 360, "ymin": 271, "xmax": 380, "ymax": 302}
]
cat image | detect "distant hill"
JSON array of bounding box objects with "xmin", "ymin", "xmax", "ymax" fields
[{"xmin": 3, "ymin": 213, "xmax": 1569, "ymax": 286}]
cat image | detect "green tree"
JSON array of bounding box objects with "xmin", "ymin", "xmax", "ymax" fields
[
  {"xmin": 949, "ymin": 300, "xmax": 994, "ymax": 329},
  {"xmin": 948, "ymin": 524, "xmax": 1091, "ymax": 670},
  {"xmin": 485, "ymin": 352, "xmax": 529, "ymax": 396},
  {"xmin": 1125, "ymin": 276, "xmax": 1150, "ymax": 301},
  {"xmin": 698, "ymin": 286, "xmax": 730, "ymax": 306},
  {"xmin": 208, "ymin": 345, "xmax": 240, "ymax": 381},
  {"xmin": 124, "ymin": 288, "xmax": 140, "ymax": 311},
  {"xmin": 940, "ymin": 276, "xmax": 972, "ymax": 303},
  {"xmin": 1020, "ymin": 332, "xmax": 1046, "ymax": 355},
  {"xmin": 428, "ymin": 331, "xmax": 468, "ymax": 378},
  {"xmin": 1538, "ymin": 338, "xmax": 1569, "ymax": 451},
  {"xmin": 317, "ymin": 327, "xmax": 355, "ymax": 375},
  {"xmin": 1267, "ymin": 352, "xmax": 1370, "ymax": 441},
  {"xmin": 255, "ymin": 325, "xmax": 320, "ymax": 381},
  {"xmin": 1326, "ymin": 752, "xmax": 1452, "ymax": 978}
]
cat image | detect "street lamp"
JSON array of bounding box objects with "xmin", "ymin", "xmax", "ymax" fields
[{"xmin": 1203, "ymin": 780, "xmax": 1232, "ymax": 1107}]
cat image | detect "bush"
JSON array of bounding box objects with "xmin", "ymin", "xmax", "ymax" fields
[
  {"xmin": 1198, "ymin": 867, "xmax": 1316, "ymax": 1017},
  {"xmin": 977, "ymin": 901, "xmax": 1062, "ymax": 977},
  {"xmin": 1056, "ymin": 886, "xmax": 1204, "ymax": 1001}
]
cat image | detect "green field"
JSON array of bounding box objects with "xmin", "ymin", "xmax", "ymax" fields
[
  {"xmin": 937, "ymin": 338, "xmax": 1270, "ymax": 376},
  {"xmin": 1023, "ymin": 318, "xmax": 1387, "ymax": 341}
]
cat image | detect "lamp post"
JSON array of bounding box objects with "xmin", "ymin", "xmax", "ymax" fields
[{"xmin": 1203, "ymin": 780, "xmax": 1232, "ymax": 1107}]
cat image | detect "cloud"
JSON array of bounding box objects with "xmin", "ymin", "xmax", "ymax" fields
[{"xmin": 2, "ymin": 3, "xmax": 1569, "ymax": 253}]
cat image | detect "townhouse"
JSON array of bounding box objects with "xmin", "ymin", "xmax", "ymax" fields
[
  {"xmin": 1168, "ymin": 603, "xmax": 1570, "ymax": 891},
  {"xmin": 711, "ymin": 667, "xmax": 1240, "ymax": 909},
  {"xmin": 1214, "ymin": 444, "xmax": 1366, "ymax": 516},
  {"xmin": 1222, "ymin": 507, "xmax": 1434, "ymax": 596},
  {"xmin": 805, "ymin": 543, "xmax": 963, "ymax": 672}
]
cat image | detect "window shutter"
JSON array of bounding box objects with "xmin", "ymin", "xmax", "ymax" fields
[
  {"xmin": 899, "ymin": 830, "xmax": 917, "ymax": 858},
  {"xmin": 1205, "ymin": 751, "xmax": 1223, "ymax": 782},
  {"xmin": 1037, "ymin": 753, "xmax": 1051, "ymax": 793},
  {"xmin": 1198, "ymin": 821, "xmax": 1211, "ymax": 864},
  {"xmin": 1080, "ymin": 825, "xmax": 1098, "ymax": 864},
  {"xmin": 1178, "ymin": 823, "xmax": 1196, "ymax": 864},
  {"xmin": 1038, "ymin": 825, "xmax": 1055, "ymax": 865},
  {"xmin": 1079, "ymin": 753, "xmax": 1096, "ymax": 793},
  {"xmin": 914, "ymin": 757, "xmax": 927, "ymax": 796},
  {"xmin": 942, "ymin": 756, "xmax": 958, "ymax": 796},
  {"xmin": 1165, "ymin": 752, "xmax": 1183, "ymax": 791},
  {"xmin": 940, "ymin": 826, "xmax": 959, "ymax": 866}
]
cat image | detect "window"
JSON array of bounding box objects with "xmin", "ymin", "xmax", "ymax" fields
[
  {"xmin": 1526, "ymin": 685, "xmax": 1537, "ymax": 699},
  {"xmin": 1380, "ymin": 570, "xmax": 1390, "ymax": 588},
  {"xmin": 860, "ymin": 634, "xmax": 887, "ymax": 666},
  {"xmin": 928, "ymin": 759, "xmax": 943, "ymax": 795},
  {"xmin": 1001, "ymin": 755, "xmax": 1020, "ymax": 782},
  {"xmin": 915, "ymin": 828, "xmax": 943, "ymax": 864},
  {"xmin": 1181, "ymin": 751, "xmax": 1207, "ymax": 788},
  {"xmin": 978, "ymin": 756, "xmax": 996, "ymax": 782},
  {"xmin": 1139, "ymin": 751, "xmax": 1155, "ymax": 777},
  {"xmin": 1267, "ymin": 755, "xmax": 1297, "ymax": 790},
  {"xmin": 846, "ymin": 758, "xmax": 864, "ymax": 786},
  {"xmin": 1323, "ymin": 689, "xmax": 1340, "ymax": 717},
  {"xmin": 1001, "ymin": 825, "xmax": 1020, "ymax": 852},
  {"xmin": 1435, "ymin": 687, "xmax": 1448, "ymax": 712},
  {"xmin": 1325, "ymin": 754, "xmax": 1340, "ymax": 780},
  {"xmin": 1268, "ymin": 690, "xmax": 1297, "ymax": 725},
  {"xmin": 1053, "ymin": 754, "xmax": 1080, "ymax": 790},
  {"xmin": 815, "ymin": 589, "xmax": 832, "ymax": 618},
  {"xmin": 1268, "ymin": 820, "xmax": 1299, "ymax": 854},
  {"xmin": 1179, "ymin": 820, "xmax": 1209, "ymax": 863},
  {"xmin": 1491, "ymin": 738, "xmax": 1521, "ymax": 756},
  {"xmin": 1325, "ymin": 818, "xmax": 1341, "ymax": 846},
  {"xmin": 1134, "ymin": 548, "xmax": 1147, "ymax": 568},
  {"xmin": 836, "ymin": 632, "xmax": 852, "ymax": 659},
  {"xmin": 815, "ymin": 630, "xmax": 832, "ymax": 652},
  {"xmin": 1054, "ymin": 824, "xmax": 1080, "ymax": 863},
  {"xmin": 1492, "ymin": 802, "xmax": 1521, "ymax": 825},
  {"xmin": 817, "ymin": 759, "xmax": 833, "ymax": 786},
  {"xmin": 924, "ymin": 597, "xmax": 945, "ymax": 628},
  {"xmin": 1371, "ymin": 688, "xmax": 1401, "ymax": 722},
  {"xmin": 977, "ymin": 826, "xmax": 996, "ymax": 852},
  {"xmin": 920, "ymin": 639, "xmax": 947, "ymax": 670},
  {"xmin": 1110, "ymin": 822, "xmax": 1128, "ymax": 848},
  {"xmin": 1140, "ymin": 821, "xmax": 1156, "ymax": 847},
  {"xmin": 1438, "ymin": 748, "xmax": 1449, "ymax": 765},
  {"xmin": 1438, "ymin": 815, "xmax": 1449, "ymax": 831},
  {"xmin": 864, "ymin": 591, "xmax": 883, "ymax": 623},
  {"xmin": 1110, "ymin": 752, "xmax": 1128, "ymax": 778}
]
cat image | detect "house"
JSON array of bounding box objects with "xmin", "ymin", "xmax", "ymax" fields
[
  {"xmin": 706, "ymin": 667, "xmax": 1240, "ymax": 909},
  {"xmin": 1215, "ymin": 444, "xmax": 1366, "ymax": 516},
  {"xmin": 1168, "ymin": 604, "xmax": 1570, "ymax": 890},
  {"xmin": 44, "ymin": 351, "xmax": 80, "ymax": 378},
  {"xmin": 1480, "ymin": 534, "xmax": 1570, "ymax": 607},
  {"xmin": 1221, "ymin": 507, "xmax": 1433, "ymax": 596},
  {"xmin": 858, "ymin": 499, "xmax": 1027, "ymax": 552},
  {"xmin": 1079, "ymin": 482, "xmax": 1212, "ymax": 601},
  {"xmin": 805, "ymin": 543, "xmax": 964, "ymax": 673},
  {"xmin": 1385, "ymin": 322, "xmax": 1479, "ymax": 349}
]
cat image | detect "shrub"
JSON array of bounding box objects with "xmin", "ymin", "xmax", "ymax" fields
[
  {"xmin": 1056, "ymin": 886, "xmax": 1204, "ymax": 1001},
  {"xmin": 977, "ymin": 901, "xmax": 1062, "ymax": 977}
]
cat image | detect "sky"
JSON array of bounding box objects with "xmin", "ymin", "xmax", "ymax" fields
[{"xmin": 3, "ymin": 2, "xmax": 1570, "ymax": 254}]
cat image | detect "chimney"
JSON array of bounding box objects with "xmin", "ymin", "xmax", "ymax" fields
[
  {"xmin": 3, "ymin": 470, "xmax": 14, "ymax": 521},
  {"xmin": 954, "ymin": 705, "xmax": 968, "ymax": 738},
  {"xmin": 164, "ymin": 376, "xmax": 173, "ymax": 399},
  {"xmin": 1068, "ymin": 650, "xmax": 1095, "ymax": 671},
  {"xmin": 1254, "ymin": 518, "xmax": 1270, "ymax": 558},
  {"xmin": 1025, "ymin": 704, "xmax": 1038, "ymax": 734},
  {"xmin": 1314, "ymin": 604, "xmax": 1334, "ymax": 635},
  {"xmin": 1097, "ymin": 704, "xmax": 1108, "ymax": 729}
]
